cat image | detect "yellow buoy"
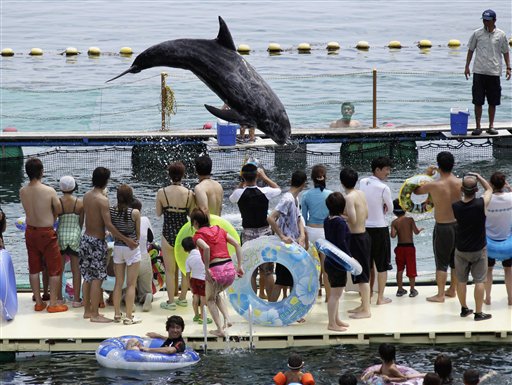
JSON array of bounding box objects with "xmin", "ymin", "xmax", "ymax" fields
[
  {"xmin": 356, "ymin": 41, "xmax": 370, "ymax": 50},
  {"xmin": 388, "ymin": 40, "xmax": 402, "ymax": 49},
  {"xmin": 297, "ymin": 42, "xmax": 311, "ymax": 53},
  {"xmin": 508, "ymin": 37, "xmax": 512, "ymax": 47},
  {"xmin": 65, "ymin": 47, "xmax": 79, "ymax": 56},
  {"xmin": 1, "ymin": 48, "xmax": 15, "ymax": 56},
  {"xmin": 88, "ymin": 47, "xmax": 101, "ymax": 56},
  {"xmin": 418, "ymin": 39, "xmax": 432, "ymax": 48},
  {"xmin": 326, "ymin": 41, "xmax": 340, "ymax": 51},
  {"xmin": 119, "ymin": 46, "xmax": 133, "ymax": 56},
  {"xmin": 29, "ymin": 48, "xmax": 43, "ymax": 56},
  {"xmin": 267, "ymin": 43, "xmax": 282, "ymax": 53},
  {"xmin": 448, "ymin": 39, "xmax": 461, "ymax": 47},
  {"xmin": 237, "ymin": 44, "xmax": 251, "ymax": 54}
]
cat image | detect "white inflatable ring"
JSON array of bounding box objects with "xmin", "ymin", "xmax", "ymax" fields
[
  {"xmin": 95, "ymin": 335, "xmax": 200, "ymax": 370},
  {"xmin": 315, "ymin": 238, "xmax": 362, "ymax": 276},
  {"xmin": 0, "ymin": 249, "xmax": 18, "ymax": 321},
  {"xmin": 398, "ymin": 174, "xmax": 434, "ymax": 214},
  {"xmin": 362, "ymin": 364, "xmax": 423, "ymax": 385},
  {"xmin": 227, "ymin": 235, "xmax": 319, "ymax": 326},
  {"xmin": 487, "ymin": 235, "xmax": 512, "ymax": 261}
]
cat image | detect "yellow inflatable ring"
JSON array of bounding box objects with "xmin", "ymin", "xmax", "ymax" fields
[
  {"xmin": 174, "ymin": 215, "xmax": 240, "ymax": 274},
  {"xmin": 227, "ymin": 235, "xmax": 319, "ymax": 326},
  {"xmin": 398, "ymin": 174, "xmax": 434, "ymax": 213}
]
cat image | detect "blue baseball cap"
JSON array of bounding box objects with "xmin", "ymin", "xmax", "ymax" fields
[{"xmin": 481, "ymin": 9, "xmax": 496, "ymax": 20}]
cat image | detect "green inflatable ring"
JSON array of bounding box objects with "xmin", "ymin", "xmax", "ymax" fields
[{"xmin": 174, "ymin": 215, "xmax": 240, "ymax": 274}]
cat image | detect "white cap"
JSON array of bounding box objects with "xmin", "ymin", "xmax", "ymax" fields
[{"xmin": 59, "ymin": 175, "xmax": 76, "ymax": 192}]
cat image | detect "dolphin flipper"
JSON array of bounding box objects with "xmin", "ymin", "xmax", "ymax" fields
[
  {"xmin": 204, "ymin": 104, "xmax": 246, "ymax": 123},
  {"xmin": 216, "ymin": 16, "xmax": 236, "ymax": 51}
]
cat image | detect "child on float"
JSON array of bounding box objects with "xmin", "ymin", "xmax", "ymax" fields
[
  {"xmin": 140, "ymin": 315, "xmax": 186, "ymax": 354},
  {"xmin": 267, "ymin": 170, "xmax": 307, "ymax": 303},
  {"xmin": 434, "ymin": 354, "xmax": 453, "ymax": 384},
  {"xmin": 273, "ymin": 353, "xmax": 315, "ymax": 385},
  {"xmin": 182, "ymin": 236, "xmax": 212, "ymax": 324},
  {"xmin": 390, "ymin": 199, "xmax": 423, "ymax": 298},
  {"xmin": 191, "ymin": 208, "xmax": 244, "ymax": 337},
  {"xmin": 363, "ymin": 343, "xmax": 424, "ymax": 383},
  {"xmin": 323, "ymin": 192, "xmax": 351, "ymax": 332},
  {"xmin": 56, "ymin": 176, "xmax": 84, "ymax": 307}
]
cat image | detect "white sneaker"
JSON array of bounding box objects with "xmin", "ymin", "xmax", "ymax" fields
[
  {"xmin": 142, "ymin": 293, "xmax": 153, "ymax": 312},
  {"xmin": 123, "ymin": 316, "xmax": 142, "ymax": 325}
]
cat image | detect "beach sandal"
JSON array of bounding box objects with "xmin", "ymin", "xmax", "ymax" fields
[
  {"xmin": 72, "ymin": 300, "xmax": 84, "ymax": 308},
  {"xmin": 160, "ymin": 301, "xmax": 177, "ymax": 310},
  {"xmin": 113, "ymin": 313, "xmax": 123, "ymax": 323},
  {"xmin": 193, "ymin": 315, "xmax": 201, "ymax": 323},
  {"xmin": 47, "ymin": 304, "xmax": 68, "ymax": 313},
  {"xmin": 34, "ymin": 302, "xmax": 47, "ymax": 312},
  {"xmin": 123, "ymin": 315, "xmax": 142, "ymax": 325},
  {"xmin": 409, "ymin": 289, "xmax": 418, "ymax": 298},
  {"xmin": 460, "ymin": 307, "xmax": 474, "ymax": 317},
  {"xmin": 396, "ymin": 288, "xmax": 408, "ymax": 297},
  {"xmin": 474, "ymin": 312, "xmax": 492, "ymax": 321},
  {"xmin": 197, "ymin": 317, "xmax": 213, "ymax": 324},
  {"xmin": 176, "ymin": 298, "xmax": 188, "ymax": 307}
]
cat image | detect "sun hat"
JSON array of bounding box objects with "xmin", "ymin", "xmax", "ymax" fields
[
  {"xmin": 59, "ymin": 175, "xmax": 76, "ymax": 192},
  {"xmin": 481, "ymin": 9, "xmax": 496, "ymax": 20}
]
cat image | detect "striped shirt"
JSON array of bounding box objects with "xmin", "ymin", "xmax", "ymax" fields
[{"xmin": 109, "ymin": 207, "xmax": 136, "ymax": 246}]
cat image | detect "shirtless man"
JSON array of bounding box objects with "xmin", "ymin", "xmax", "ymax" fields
[
  {"xmin": 80, "ymin": 167, "xmax": 137, "ymax": 322},
  {"xmin": 330, "ymin": 102, "xmax": 361, "ymax": 128},
  {"xmin": 414, "ymin": 151, "xmax": 461, "ymax": 302},
  {"xmin": 20, "ymin": 158, "xmax": 67, "ymax": 313},
  {"xmin": 194, "ymin": 155, "xmax": 223, "ymax": 216},
  {"xmin": 340, "ymin": 167, "xmax": 371, "ymax": 319}
]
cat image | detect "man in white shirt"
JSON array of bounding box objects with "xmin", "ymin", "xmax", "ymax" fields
[
  {"xmin": 359, "ymin": 157, "xmax": 393, "ymax": 305},
  {"xmin": 465, "ymin": 9, "xmax": 511, "ymax": 136}
]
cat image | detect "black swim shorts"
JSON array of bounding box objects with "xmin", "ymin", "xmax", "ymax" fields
[{"xmin": 472, "ymin": 73, "xmax": 501, "ymax": 106}]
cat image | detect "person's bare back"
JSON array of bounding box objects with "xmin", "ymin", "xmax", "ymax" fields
[
  {"xmin": 83, "ymin": 188, "xmax": 110, "ymax": 239},
  {"xmin": 20, "ymin": 181, "xmax": 61, "ymax": 228},
  {"xmin": 194, "ymin": 178, "xmax": 223, "ymax": 216},
  {"xmin": 391, "ymin": 216, "xmax": 422, "ymax": 244},
  {"xmin": 344, "ymin": 189, "xmax": 368, "ymax": 234},
  {"xmin": 416, "ymin": 173, "xmax": 461, "ymax": 223}
]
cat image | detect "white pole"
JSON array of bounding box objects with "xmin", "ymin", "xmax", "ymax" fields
[
  {"xmin": 202, "ymin": 304, "xmax": 208, "ymax": 354},
  {"xmin": 248, "ymin": 304, "xmax": 254, "ymax": 350}
]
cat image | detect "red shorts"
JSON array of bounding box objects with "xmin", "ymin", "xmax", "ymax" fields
[
  {"xmin": 190, "ymin": 277, "xmax": 206, "ymax": 297},
  {"xmin": 25, "ymin": 226, "xmax": 63, "ymax": 276},
  {"xmin": 394, "ymin": 244, "xmax": 417, "ymax": 278}
]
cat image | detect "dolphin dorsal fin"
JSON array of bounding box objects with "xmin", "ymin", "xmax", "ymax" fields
[{"xmin": 216, "ymin": 16, "xmax": 236, "ymax": 51}]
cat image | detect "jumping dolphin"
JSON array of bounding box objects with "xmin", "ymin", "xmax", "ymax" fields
[{"xmin": 107, "ymin": 16, "xmax": 291, "ymax": 145}]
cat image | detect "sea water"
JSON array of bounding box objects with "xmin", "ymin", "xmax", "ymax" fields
[{"xmin": 1, "ymin": 1, "xmax": 511, "ymax": 382}]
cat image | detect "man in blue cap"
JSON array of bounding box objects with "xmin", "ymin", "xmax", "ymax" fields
[{"xmin": 465, "ymin": 9, "xmax": 510, "ymax": 136}]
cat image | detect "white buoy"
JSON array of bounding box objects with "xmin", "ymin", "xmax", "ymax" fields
[
  {"xmin": 65, "ymin": 47, "xmax": 79, "ymax": 56},
  {"xmin": 297, "ymin": 42, "xmax": 311, "ymax": 53},
  {"xmin": 326, "ymin": 41, "xmax": 340, "ymax": 51},
  {"xmin": 119, "ymin": 46, "xmax": 133, "ymax": 56},
  {"xmin": 1, "ymin": 48, "xmax": 15, "ymax": 56},
  {"xmin": 29, "ymin": 48, "xmax": 43, "ymax": 56},
  {"xmin": 88, "ymin": 47, "xmax": 101, "ymax": 56},
  {"xmin": 237, "ymin": 44, "xmax": 251, "ymax": 54},
  {"xmin": 388, "ymin": 40, "xmax": 402, "ymax": 49},
  {"xmin": 267, "ymin": 43, "xmax": 282, "ymax": 53},
  {"xmin": 356, "ymin": 41, "xmax": 370, "ymax": 50},
  {"xmin": 418, "ymin": 39, "xmax": 432, "ymax": 48}
]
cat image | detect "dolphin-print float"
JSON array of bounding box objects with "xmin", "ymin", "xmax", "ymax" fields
[{"xmin": 107, "ymin": 16, "xmax": 291, "ymax": 145}]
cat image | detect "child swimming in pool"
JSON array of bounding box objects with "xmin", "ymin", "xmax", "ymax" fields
[
  {"xmin": 273, "ymin": 353, "xmax": 315, "ymax": 385},
  {"xmin": 141, "ymin": 315, "xmax": 186, "ymax": 354},
  {"xmin": 191, "ymin": 208, "xmax": 244, "ymax": 337},
  {"xmin": 125, "ymin": 338, "xmax": 142, "ymax": 351}
]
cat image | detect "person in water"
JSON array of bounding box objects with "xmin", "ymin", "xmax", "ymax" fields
[
  {"xmin": 141, "ymin": 315, "xmax": 186, "ymax": 354},
  {"xmin": 329, "ymin": 102, "xmax": 361, "ymax": 128},
  {"xmin": 273, "ymin": 352, "xmax": 315, "ymax": 385}
]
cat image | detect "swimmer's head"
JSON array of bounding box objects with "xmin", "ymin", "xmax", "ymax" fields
[
  {"xmin": 287, "ymin": 353, "xmax": 304, "ymax": 370},
  {"xmin": 434, "ymin": 354, "xmax": 452, "ymax": 380},
  {"xmin": 463, "ymin": 369, "xmax": 480, "ymax": 385},
  {"xmin": 341, "ymin": 102, "xmax": 355, "ymax": 120},
  {"xmin": 378, "ymin": 343, "xmax": 396, "ymax": 363},
  {"xmin": 423, "ymin": 373, "xmax": 442, "ymax": 385},
  {"xmin": 166, "ymin": 315, "xmax": 185, "ymax": 332}
]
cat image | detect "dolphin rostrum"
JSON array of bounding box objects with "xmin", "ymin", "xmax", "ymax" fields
[{"xmin": 107, "ymin": 16, "xmax": 291, "ymax": 145}]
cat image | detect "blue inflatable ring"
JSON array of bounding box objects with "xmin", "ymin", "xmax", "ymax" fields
[
  {"xmin": 0, "ymin": 249, "xmax": 18, "ymax": 321},
  {"xmin": 95, "ymin": 335, "xmax": 200, "ymax": 370},
  {"xmin": 315, "ymin": 238, "xmax": 362, "ymax": 276},
  {"xmin": 227, "ymin": 235, "xmax": 319, "ymax": 326},
  {"xmin": 487, "ymin": 235, "xmax": 512, "ymax": 261}
]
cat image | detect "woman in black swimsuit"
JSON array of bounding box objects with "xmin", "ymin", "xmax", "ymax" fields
[{"xmin": 156, "ymin": 162, "xmax": 196, "ymax": 310}]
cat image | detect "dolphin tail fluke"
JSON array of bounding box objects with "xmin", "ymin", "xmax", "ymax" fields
[
  {"xmin": 204, "ymin": 104, "xmax": 241, "ymax": 123},
  {"xmin": 216, "ymin": 16, "xmax": 236, "ymax": 51},
  {"xmin": 106, "ymin": 66, "xmax": 137, "ymax": 83}
]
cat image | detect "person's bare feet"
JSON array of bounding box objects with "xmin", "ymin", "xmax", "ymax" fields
[
  {"xmin": 84, "ymin": 312, "xmax": 104, "ymax": 319},
  {"xmin": 223, "ymin": 321, "xmax": 233, "ymax": 329},
  {"xmin": 90, "ymin": 315, "xmax": 113, "ymax": 323},
  {"xmin": 444, "ymin": 289, "xmax": 456, "ymax": 298},
  {"xmin": 427, "ymin": 295, "xmax": 445, "ymax": 303},
  {"xmin": 377, "ymin": 297, "xmax": 392, "ymax": 305},
  {"xmin": 336, "ymin": 320, "xmax": 349, "ymax": 327},
  {"xmin": 484, "ymin": 297, "xmax": 491, "ymax": 305},
  {"xmin": 209, "ymin": 329, "xmax": 225, "ymax": 337},
  {"xmin": 508, "ymin": 298, "xmax": 512, "ymax": 306},
  {"xmin": 347, "ymin": 305, "xmax": 363, "ymax": 313},
  {"xmin": 328, "ymin": 324, "xmax": 347, "ymax": 332},
  {"xmin": 349, "ymin": 311, "xmax": 371, "ymax": 319}
]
